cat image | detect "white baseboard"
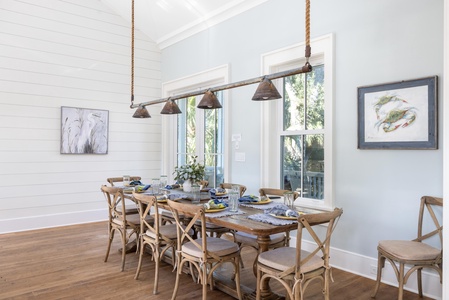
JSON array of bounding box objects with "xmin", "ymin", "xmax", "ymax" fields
[
  {"xmin": 0, "ymin": 209, "xmax": 108, "ymax": 234},
  {"xmin": 292, "ymin": 237, "xmax": 442, "ymax": 300}
]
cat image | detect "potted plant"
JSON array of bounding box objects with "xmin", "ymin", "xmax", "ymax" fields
[{"xmin": 173, "ymin": 156, "xmax": 205, "ymax": 192}]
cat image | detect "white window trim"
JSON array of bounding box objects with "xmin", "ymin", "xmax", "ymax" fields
[
  {"xmin": 161, "ymin": 65, "xmax": 230, "ymax": 184},
  {"xmin": 260, "ymin": 34, "xmax": 334, "ymax": 210}
]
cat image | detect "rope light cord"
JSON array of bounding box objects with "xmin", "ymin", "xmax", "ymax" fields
[
  {"xmin": 130, "ymin": 0, "xmax": 135, "ymax": 108},
  {"xmin": 305, "ymin": 0, "xmax": 311, "ymax": 61},
  {"xmin": 130, "ymin": 0, "xmax": 312, "ymax": 110}
]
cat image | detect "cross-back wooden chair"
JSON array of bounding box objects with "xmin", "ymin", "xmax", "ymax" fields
[
  {"xmin": 107, "ymin": 176, "xmax": 142, "ymax": 186},
  {"xmin": 167, "ymin": 199, "xmax": 243, "ymax": 300},
  {"xmin": 101, "ymin": 185, "xmax": 152, "ymax": 271},
  {"xmin": 220, "ymin": 183, "xmax": 247, "ymax": 197},
  {"xmin": 371, "ymin": 196, "xmax": 443, "ymax": 300},
  {"xmin": 106, "ymin": 176, "xmax": 142, "ymax": 214},
  {"xmin": 234, "ymin": 188, "xmax": 299, "ymax": 269},
  {"xmin": 133, "ymin": 192, "xmax": 178, "ymax": 294},
  {"xmin": 256, "ymin": 207, "xmax": 343, "ymax": 300}
]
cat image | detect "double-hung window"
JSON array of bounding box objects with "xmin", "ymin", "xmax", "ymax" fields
[{"xmin": 260, "ymin": 34, "xmax": 334, "ymax": 210}]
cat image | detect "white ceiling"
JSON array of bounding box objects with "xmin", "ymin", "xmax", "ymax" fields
[{"xmin": 100, "ymin": 0, "xmax": 268, "ymax": 49}]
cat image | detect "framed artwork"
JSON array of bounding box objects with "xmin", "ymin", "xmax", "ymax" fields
[
  {"xmin": 357, "ymin": 76, "xmax": 437, "ymax": 149},
  {"xmin": 60, "ymin": 106, "xmax": 109, "ymax": 154}
]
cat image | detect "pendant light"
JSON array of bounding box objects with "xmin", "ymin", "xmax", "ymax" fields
[
  {"xmin": 160, "ymin": 98, "xmax": 182, "ymax": 114},
  {"xmin": 251, "ymin": 77, "xmax": 282, "ymax": 101},
  {"xmin": 197, "ymin": 90, "xmax": 222, "ymax": 109}
]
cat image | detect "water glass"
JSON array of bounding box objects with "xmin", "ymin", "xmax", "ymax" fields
[
  {"xmin": 191, "ymin": 184, "xmax": 201, "ymax": 204},
  {"xmin": 228, "ymin": 190, "xmax": 239, "ymax": 212},
  {"xmin": 152, "ymin": 178, "xmax": 160, "ymax": 194},
  {"xmin": 123, "ymin": 175, "xmax": 130, "ymax": 186},
  {"xmin": 231, "ymin": 184, "xmax": 240, "ymax": 196},
  {"xmin": 160, "ymin": 175, "xmax": 168, "ymax": 189},
  {"xmin": 284, "ymin": 191, "xmax": 295, "ymax": 209}
]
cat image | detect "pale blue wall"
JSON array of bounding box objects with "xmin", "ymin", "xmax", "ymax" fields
[{"xmin": 161, "ymin": 0, "xmax": 443, "ymax": 259}]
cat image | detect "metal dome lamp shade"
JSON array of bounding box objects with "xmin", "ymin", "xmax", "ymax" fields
[
  {"xmin": 197, "ymin": 90, "xmax": 222, "ymax": 109},
  {"xmin": 133, "ymin": 105, "xmax": 151, "ymax": 118},
  {"xmin": 251, "ymin": 77, "xmax": 282, "ymax": 101},
  {"xmin": 160, "ymin": 99, "xmax": 182, "ymax": 114}
]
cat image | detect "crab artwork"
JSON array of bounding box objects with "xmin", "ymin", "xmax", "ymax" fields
[{"xmin": 373, "ymin": 94, "xmax": 417, "ymax": 133}]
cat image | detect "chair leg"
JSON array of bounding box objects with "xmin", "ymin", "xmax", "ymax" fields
[
  {"xmin": 134, "ymin": 238, "xmax": 144, "ymax": 280},
  {"xmin": 417, "ymin": 268, "xmax": 423, "ymax": 297},
  {"xmin": 104, "ymin": 228, "xmax": 114, "ymax": 262},
  {"xmin": 398, "ymin": 263, "xmax": 405, "ymax": 300},
  {"xmin": 202, "ymin": 263, "xmax": 208, "ymax": 300},
  {"xmin": 371, "ymin": 253, "xmax": 385, "ymax": 298},
  {"xmin": 234, "ymin": 257, "xmax": 243, "ymax": 300},
  {"xmin": 120, "ymin": 229, "xmax": 126, "ymax": 272},
  {"xmin": 255, "ymin": 266, "xmax": 262, "ymax": 300},
  {"xmin": 171, "ymin": 259, "xmax": 181, "ymax": 300},
  {"xmin": 153, "ymin": 248, "xmax": 160, "ymax": 294}
]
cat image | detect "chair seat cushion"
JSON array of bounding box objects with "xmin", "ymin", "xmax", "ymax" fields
[
  {"xmin": 258, "ymin": 247, "xmax": 324, "ymax": 274},
  {"xmin": 146, "ymin": 224, "xmax": 178, "ymax": 240},
  {"xmin": 379, "ymin": 240, "xmax": 441, "ymax": 261},
  {"xmin": 234, "ymin": 231, "xmax": 285, "ymax": 248},
  {"xmin": 161, "ymin": 210, "xmax": 185, "ymax": 220},
  {"xmin": 182, "ymin": 237, "xmax": 239, "ymax": 258}
]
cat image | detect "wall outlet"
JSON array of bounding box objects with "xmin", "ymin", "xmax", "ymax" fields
[{"xmin": 370, "ymin": 265, "xmax": 378, "ymax": 275}]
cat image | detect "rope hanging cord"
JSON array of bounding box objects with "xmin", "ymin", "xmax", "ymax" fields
[
  {"xmin": 130, "ymin": 0, "xmax": 135, "ymax": 108},
  {"xmin": 130, "ymin": 0, "xmax": 312, "ymax": 109},
  {"xmin": 305, "ymin": 0, "xmax": 311, "ymax": 60}
]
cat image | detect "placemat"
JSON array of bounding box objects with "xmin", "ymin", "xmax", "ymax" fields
[
  {"xmin": 206, "ymin": 209, "xmax": 246, "ymax": 218},
  {"xmin": 247, "ymin": 213, "xmax": 297, "ymax": 225}
]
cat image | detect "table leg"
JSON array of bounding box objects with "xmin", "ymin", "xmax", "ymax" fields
[{"xmin": 245, "ymin": 235, "xmax": 280, "ymax": 300}]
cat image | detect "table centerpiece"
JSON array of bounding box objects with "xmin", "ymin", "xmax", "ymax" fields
[{"xmin": 173, "ymin": 156, "xmax": 205, "ymax": 192}]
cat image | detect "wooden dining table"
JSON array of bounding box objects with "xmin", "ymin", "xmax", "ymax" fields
[{"xmin": 124, "ymin": 188, "xmax": 312, "ymax": 300}]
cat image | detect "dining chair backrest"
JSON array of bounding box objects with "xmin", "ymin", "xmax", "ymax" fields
[
  {"xmin": 167, "ymin": 199, "xmax": 222, "ymax": 261},
  {"xmin": 101, "ymin": 185, "xmax": 128, "ymax": 223},
  {"xmin": 416, "ymin": 196, "xmax": 443, "ymax": 247},
  {"xmin": 294, "ymin": 208, "xmax": 343, "ymax": 276},
  {"xmin": 259, "ymin": 188, "xmax": 299, "ymax": 199},
  {"xmin": 132, "ymin": 192, "xmax": 164, "ymax": 243},
  {"xmin": 107, "ymin": 176, "xmax": 142, "ymax": 186},
  {"xmin": 220, "ymin": 183, "xmax": 247, "ymax": 197}
]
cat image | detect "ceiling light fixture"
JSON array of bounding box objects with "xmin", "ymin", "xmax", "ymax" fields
[
  {"xmin": 129, "ymin": 0, "xmax": 312, "ymax": 116},
  {"xmin": 251, "ymin": 77, "xmax": 282, "ymax": 101},
  {"xmin": 160, "ymin": 98, "xmax": 182, "ymax": 114},
  {"xmin": 130, "ymin": 0, "xmax": 150, "ymax": 118},
  {"xmin": 197, "ymin": 90, "xmax": 222, "ymax": 109}
]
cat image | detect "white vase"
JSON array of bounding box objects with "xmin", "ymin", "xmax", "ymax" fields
[{"xmin": 183, "ymin": 179, "xmax": 192, "ymax": 192}]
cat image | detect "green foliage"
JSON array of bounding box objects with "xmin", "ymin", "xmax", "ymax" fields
[{"xmin": 173, "ymin": 155, "xmax": 205, "ymax": 182}]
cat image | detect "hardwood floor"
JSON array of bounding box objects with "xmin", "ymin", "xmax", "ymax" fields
[{"xmin": 0, "ymin": 222, "xmax": 434, "ymax": 300}]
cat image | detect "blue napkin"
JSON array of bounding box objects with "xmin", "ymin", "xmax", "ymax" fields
[
  {"xmin": 209, "ymin": 188, "xmax": 226, "ymax": 196},
  {"xmin": 238, "ymin": 195, "xmax": 259, "ymax": 203},
  {"xmin": 165, "ymin": 184, "xmax": 180, "ymax": 190}
]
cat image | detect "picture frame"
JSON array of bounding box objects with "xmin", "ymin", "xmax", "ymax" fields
[
  {"xmin": 60, "ymin": 106, "xmax": 109, "ymax": 154},
  {"xmin": 357, "ymin": 76, "xmax": 437, "ymax": 149}
]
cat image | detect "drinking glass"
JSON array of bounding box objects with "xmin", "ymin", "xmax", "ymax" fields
[
  {"xmin": 152, "ymin": 178, "xmax": 160, "ymax": 194},
  {"xmin": 123, "ymin": 175, "xmax": 130, "ymax": 186},
  {"xmin": 231, "ymin": 184, "xmax": 240, "ymax": 196},
  {"xmin": 191, "ymin": 184, "xmax": 201, "ymax": 204},
  {"xmin": 283, "ymin": 191, "xmax": 295, "ymax": 209},
  {"xmin": 160, "ymin": 175, "xmax": 168, "ymax": 189},
  {"xmin": 228, "ymin": 191, "xmax": 239, "ymax": 212}
]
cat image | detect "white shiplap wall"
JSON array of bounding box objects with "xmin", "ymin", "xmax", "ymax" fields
[{"xmin": 0, "ymin": 0, "xmax": 162, "ymax": 233}]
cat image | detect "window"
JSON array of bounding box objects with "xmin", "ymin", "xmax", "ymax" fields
[
  {"xmin": 260, "ymin": 34, "xmax": 333, "ymax": 210},
  {"xmin": 177, "ymin": 93, "xmax": 224, "ymax": 187},
  {"xmin": 281, "ymin": 65, "xmax": 324, "ymax": 199},
  {"xmin": 161, "ymin": 65, "xmax": 229, "ymax": 187}
]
